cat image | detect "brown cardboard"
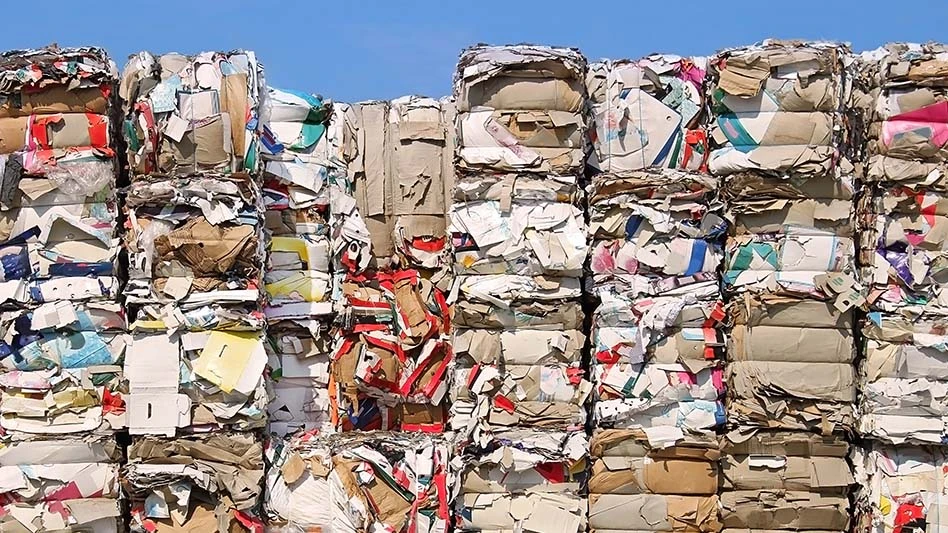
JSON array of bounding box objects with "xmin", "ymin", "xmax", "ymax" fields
[
  {"xmin": 729, "ymin": 324, "xmax": 853, "ymax": 363},
  {"xmin": 154, "ymin": 217, "xmax": 257, "ymax": 278},
  {"xmin": 453, "ymin": 300, "xmax": 584, "ymax": 330},
  {"xmin": 730, "ymin": 295, "xmax": 852, "ymax": 329},
  {"xmin": 0, "ymin": 86, "xmax": 108, "ymax": 118},
  {"xmin": 461, "ymin": 75, "xmax": 584, "ymax": 113},
  {"xmin": 357, "ymin": 102, "xmax": 387, "ymax": 217},
  {"xmin": 728, "ymin": 361, "xmax": 855, "ymax": 401},
  {"xmin": 721, "ymin": 455, "xmax": 852, "ymax": 492},
  {"xmin": 758, "ymin": 111, "xmax": 833, "ymax": 147},
  {"xmin": 590, "ymin": 457, "xmax": 717, "ymax": 495},
  {"xmin": 718, "ymin": 55, "xmax": 771, "ymax": 97},
  {"xmin": 0, "ymin": 116, "xmax": 27, "ymax": 154},
  {"xmin": 220, "ymin": 73, "xmax": 249, "ymax": 165},
  {"xmin": 152, "ymin": 502, "xmax": 219, "ymax": 533},
  {"xmin": 722, "ymin": 430, "xmax": 848, "ymax": 457},
  {"xmin": 588, "ymin": 493, "xmax": 721, "ymax": 532},
  {"xmin": 718, "ymin": 490, "xmax": 849, "ymax": 530},
  {"xmin": 193, "ymin": 115, "xmax": 230, "ymax": 168}
]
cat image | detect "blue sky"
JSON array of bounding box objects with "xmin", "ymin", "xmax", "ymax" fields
[{"xmin": 5, "ymin": 0, "xmax": 947, "ymax": 102}]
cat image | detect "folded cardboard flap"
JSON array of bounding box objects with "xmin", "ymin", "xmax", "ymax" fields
[
  {"xmin": 722, "ymin": 430, "xmax": 848, "ymax": 457},
  {"xmin": 589, "ymin": 455, "xmax": 718, "ymax": 495},
  {"xmin": 718, "ymin": 490, "xmax": 849, "ymax": 530},
  {"xmin": 721, "ymin": 455, "xmax": 853, "ymax": 492},
  {"xmin": 729, "ymin": 324, "xmax": 853, "ymax": 363},
  {"xmin": 127, "ymin": 393, "xmax": 191, "ymax": 437},
  {"xmin": 728, "ymin": 361, "xmax": 855, "ymax": 401},
  {"xmin": 0, "ymin": 86, "xmax": 109, "ymax": 118},
  {"xmin": 588, "ymin": 493, "xmax": 721, "ymax": 532}
]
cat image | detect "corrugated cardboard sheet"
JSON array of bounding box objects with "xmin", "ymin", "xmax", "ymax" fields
[{"xmin": 719, "ymin": 431, "xmax": 852, "ymax": 532}]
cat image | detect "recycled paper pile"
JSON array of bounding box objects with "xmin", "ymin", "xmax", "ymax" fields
[
  {"xmin": 710, "ymin": 41, "xmax": 859, "ymax": 533},
  {"xmin": 449, "ymin": 45, "xmax": 591, "ymax": 533},
  {"xmin": 8, "ymin": 35, "xmax": 948, "ymax": 533},
  {"xmin": 854, "ymin": 42, "xmax": 948, "ymax": 532},
  {"xmin": 585, "ymin": 53, "xmax": 726, "ymax": 533},
  {"xmin": 119, "ymin": 49, "xmax": 268, "ymax": 532},
  {"xmin": 0, "ymin": 46, "xmax": 124, "ymax": 533}
]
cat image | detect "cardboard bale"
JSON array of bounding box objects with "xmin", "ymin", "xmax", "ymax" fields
[
  {"xmin": 587, "ymin": 170, "xmax": 726, "ymax": 436},
  {"xmin": 854, "ymin": 444, "xmax": 948, "ymax": 533},
  {"xmin": 121, "ymin": 50, "xmax": 264, "ymax": 179},
  {"xmin": 455, "ymin": 429, "xmax": 587, "ymax": 533},
  {"xmin": 343, "ymin": 97, "xmax": 453, "ymax": 272},
  {"xmin": 0, "ymin": 302, "xmax": 127, "ymax": 436},
  {"xmin": 708, "ymin": 41, "xmax": 852, "ymax": 178},
  {"xmin": 264, "ymin": 431, "xmax": 453, "ymax": 533},
  {"xmin": 0, "ymin": 437, "xmax": 123, "ymax": 532},
  {"xmin": 454, "ymin": 45, "xmax": 587, "ymax": 174},
  {"xmin": 331, "ymin": 269, "xmax": 452, "ymax": 431},
  {"xmin": 124, "ymin": 432, "xmax": 264, "ymax": 533},
  {"xmin": 0, "ymin": 47, "xmax": 120, "ymax": 308},
  {"xmin": 123, "ymin": 330, "xmax": 268, "ymax": 435},
  {"xmin": 587, "ymin": 55, "xmax": 710, "ymax": 173},
  {"xmin": 122, "ymin": 175, "xmax": 267, "ymax": 327}
]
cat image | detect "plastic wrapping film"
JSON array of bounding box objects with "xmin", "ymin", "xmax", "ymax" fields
[
  {"xmin": 856, "ymin": 43, "xmax": 948, "ymax": 448},
  {"xmin": 124, "ymin": 432, "xmax": 264, "ymax": 533},
  {"xmin": 265, "ymin": 431, "xmax": 453, "ymax": 533}
]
